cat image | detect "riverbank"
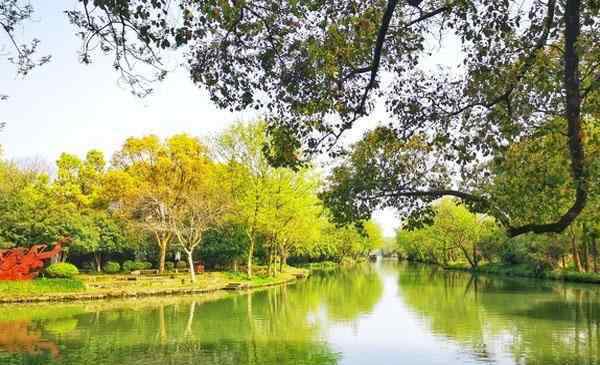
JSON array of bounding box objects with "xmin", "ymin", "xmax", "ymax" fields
[
  {"xmin": 443, "ymin": 262, "xmax": 600, "ymax": 284},
  {"xmin": 0, "ymin": 266, "xmax": 309, "ymax": 304}
]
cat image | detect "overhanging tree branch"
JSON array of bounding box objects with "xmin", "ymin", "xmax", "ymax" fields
[{"xmin": 507, "ymin": 0, "xmax": 587, "ymax": 237}]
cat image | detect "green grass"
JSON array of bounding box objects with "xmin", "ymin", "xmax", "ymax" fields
[
  {"xmin": 223, "ymin": 269, "xmax": 301, "ymax": 285},
  {"xmin": 0, "ymin": 266, "xmax": 307, "ymax": 301},
  {"xmin": 0, "ymin": 278, "xmax": 86, "ymax": 296}
]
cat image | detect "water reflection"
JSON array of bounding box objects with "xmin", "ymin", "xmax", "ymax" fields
[
  {"xmin": 398, "ymin": 262, "xmax": 600, "ymax": 365},
  {"xmin": 0, "ymin": 266, "xmax": 383, "ymax": 365},
  {"xmin": 4, "ymin": 263, "xmax": 600, "ymax": 365},
  {"xmin": 0, "ymin": 321, "xmax": 60, "ymax": 359}
]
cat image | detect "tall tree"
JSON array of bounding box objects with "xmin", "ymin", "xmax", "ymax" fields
[
  {"xmin": 216, "ymin": 121, "xmax": 275, "ymax": 278},
  {"xmin": 107, "ymin": 134, "xmax": 209, "ymax": 273},
  {"xmin": 170, "ymin": 161, "xmax": 230, "ymax": 282}
]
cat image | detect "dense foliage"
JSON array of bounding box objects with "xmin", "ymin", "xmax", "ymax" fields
[
  {"xmin": 0, "ymin": 122, "xmax": 384, "ymax": 279},
  {"xmin": 3, "ymin": 1, "xmax": 597, "ymax": 237},
  {"xmin": 52, "ymin": 0, "xmax": 598, "ymax": 237},
  {"xmin": 397, "ymin": 194, "xmax": 600, "ymax": 275}
]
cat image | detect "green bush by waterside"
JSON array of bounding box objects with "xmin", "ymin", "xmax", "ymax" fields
[
  {"xmin": 122, "ymin": 260, "xmax": 152, "ymax": 272},
  {"xmin": 45, "ymin": 262, "xmax": 79, "ymax": 278},
  {"xmin": 103, "ymin": 261, "xmax": 121, "ymax": 273}
]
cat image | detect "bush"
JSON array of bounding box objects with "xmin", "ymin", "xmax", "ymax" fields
[
  {"xmin": 45, "ymin": 263, "xmax": 79, "ymax": 278},
  {"xmin": 175, "ymin": 261, "xmax": 187, "ymax": 269},
  {"xmin": 165, "ymin": 261, "xmax": 175, "ymax": 270},
  {"xmin": 122, "ymin": 260, "xmax": 135, "ymax": 272},
  {"xmin": 122, "ymin": 260, "xmax": 152, "ymax": 272},
  {"xmin": 103, "ymin": 261, "xmax": 121, "ymax": 274}
]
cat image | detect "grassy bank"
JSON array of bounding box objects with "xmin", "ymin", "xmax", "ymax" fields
[
  {"xmin": 444, "ymin": 262, "xmax": 600, "ymax": 284},
  {"xmin": 0, "ymin": 278, "xmax": 86, "ymax": 296},
  {"xmin": 298, "ymin": 261, "xmax": 339, "ymax": 271},
  {"xmin": 0, "ymin": 266, "xmax": 308, "ymax": 303},
  {"xmin": 298, "ymin": 258, "xmax": 372, "ymax": 272}
]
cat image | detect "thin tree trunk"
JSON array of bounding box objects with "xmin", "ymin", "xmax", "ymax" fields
[
  {"xmin": 159, "ymin": 241, "xmax": 167, "ymax": 274},
  {"xmin": 573, "ymin": 235, "xmax": 584, "ymax": 272},
  {"xmin": 186, "ymin": 249, "xmax": 196, "ymax": 283},
  {"xmin": 583, "ymin": 233, "xmax": 590, "ymax": 272},
  {"xmin": 247, "ymin": 236, "xmax": 255, "ymax": 278},
  {"xmin": 593, "ymin": 237, "xmax": 598, "ymax": 273},
  {"xmin": 280, "ymin": 251, "xmax": 287, "ymax": 273},
  {"xmin": 94, "ymin": 254, "xmax": 102, "ymax": 272}
]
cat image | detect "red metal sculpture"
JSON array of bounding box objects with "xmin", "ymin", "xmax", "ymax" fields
[{"xmin": 0, "ymin": 238, "xmax": 68, "ymax": 280}]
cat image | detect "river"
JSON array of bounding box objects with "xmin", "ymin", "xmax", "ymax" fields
[{"xmin": 1, "ymin": 261, "xmax": 600, "ymax": 365}]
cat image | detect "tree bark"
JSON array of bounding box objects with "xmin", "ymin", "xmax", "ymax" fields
[
  {"xmin": 159, "ymin": 241, "xmax": 167, "ymax": 274},
  {"xmin": 247, "ymin": 236, "xmax": 255, "ymax": 278},
  {"xmin": 572, "ymin": 235, "xmax": 583, "ymax": 272},
  {"xmin": 186, "ymin": 249, "xmax": 196, "ymax": 283},
  {"xmin": 593, "ymin": 236, "xmax": 598, "ymax": 273},
  {"xmin": 510, "ymin": 0, "xmax": 588, "ymax": 236},
  {"xmin": 280, "ymin": 251, "xmax": 288, "ymax": 273},
  {"xmin": 94, "ymin": 254, "xmax": 102, "ymax": 272},
  {"xmin": 582, "ymin": 231, "xmax": 590, "ymax": 272}
]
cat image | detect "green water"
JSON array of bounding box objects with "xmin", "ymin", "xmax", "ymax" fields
[{"xmin": 2, "ymin": 262, "xmax": 600, "ymax": 365}]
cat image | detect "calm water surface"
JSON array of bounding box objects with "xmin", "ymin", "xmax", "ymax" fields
[{"xmin": 2, "ymin": 262, "xmax": 600, "ymax": 365}]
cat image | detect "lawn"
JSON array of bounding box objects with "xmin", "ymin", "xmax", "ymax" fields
[{"xmin": 0, "ymin": 278, "xmax": 86, "ymax": 296}]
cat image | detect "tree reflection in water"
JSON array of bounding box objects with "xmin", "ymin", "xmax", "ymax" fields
[
  {"xmin": 398, "ymin": 262, "xmax": 600, "ymax": 365},
  {"xmin": 0, "ymin": 267, "xmax": 384, "ymax": 365}
]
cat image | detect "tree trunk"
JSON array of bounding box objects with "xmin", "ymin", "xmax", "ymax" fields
[
  {"xmin": 233, "ymin": 259, "xmax": 238, "ymax": 273},
  {"xmin": 186, "ymin": 249, "xmax": 196, "ymax": 283},
  {"xmin": 159, "ymin": 240, "xmax": 167, "ymax": 274},
  {"xmin": 582, "ymin": 233, "xmax": 590, "ymax": 272},
  {"xmin": 267, "ymin": 244, "xmax": 274, "ymax": 277},
  {"xmin": 94, "ymin": 254, "xmax": 102, "ymax": 272},
  {"xmin": 279, "ymin": 251, "xmax": 287, "ymax": 273},
  {"xmin": 572, "ymin": 235, "xmax": 584, "ymax": 272},
  {"xmin": 247, "ymin": 236, "xmax": 255, "ymax": 278},
  {"xmin": 593, "ymin": 237, "xmax": 598, "ymax": 273}
]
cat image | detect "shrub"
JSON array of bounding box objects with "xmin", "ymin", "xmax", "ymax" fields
[
  {"xmin": 122, "ymin": 260, "xmax": 135, "ymax": 272},
  {"xmin": 175, "ymin": 261, "xmax": 187, "ymax": 269},
  {"xmin": 103, "ymin": 261, "xmax": 121, "ymax": 274},
  {"xmin": 122, "ymin": 260, "xmax": 153, "ymax": 272},
  {"xmin": 45, "ymin": 263, "xmax": 79, "ymax": 278},
  {"xmin": 165, "ymin": 261, "xmax": 175, "ymax": 270}
]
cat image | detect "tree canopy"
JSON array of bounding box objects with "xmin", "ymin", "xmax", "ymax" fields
[{"xmin": 2, "ymin": 0, "xmax": 599, "ymax": 236}]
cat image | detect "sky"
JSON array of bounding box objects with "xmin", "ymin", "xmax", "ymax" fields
[{"xmin": 0, "ymin": 1, "xmax": 462, "ymax": 237}]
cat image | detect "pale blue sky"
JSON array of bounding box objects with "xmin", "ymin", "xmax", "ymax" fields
[{"xmin": 0, "ymin": 1, "xmax": 462, "ymax": 237}]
